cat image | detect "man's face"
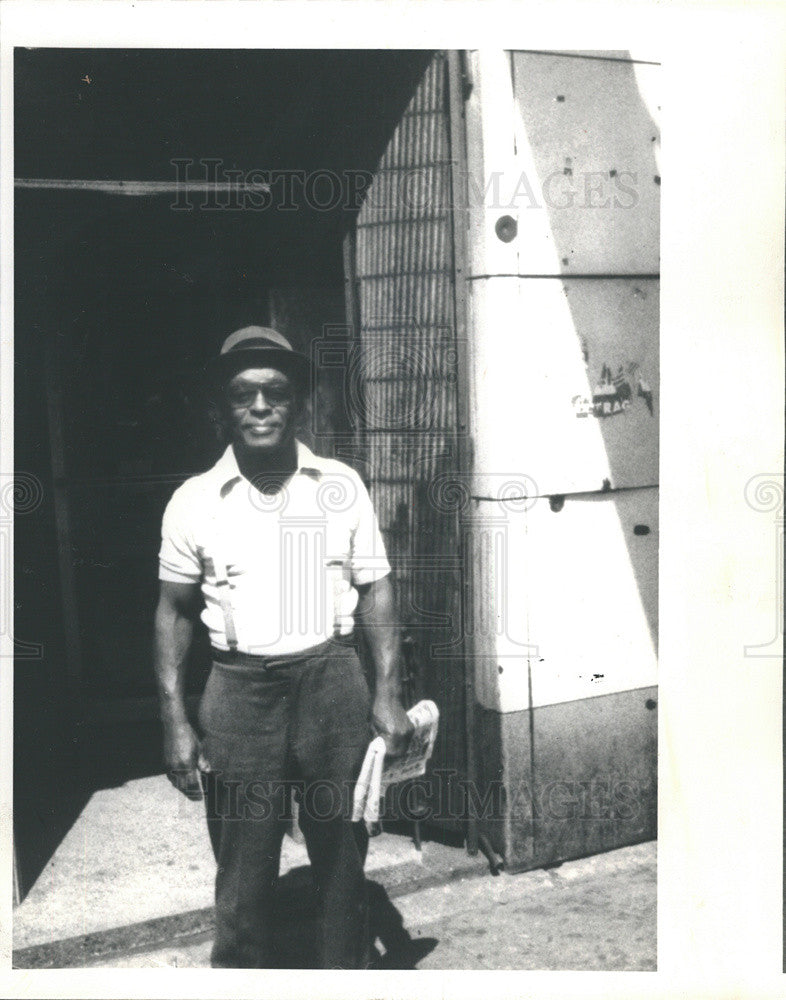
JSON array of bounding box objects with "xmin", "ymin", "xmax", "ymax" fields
[{"xmin": 223, "ymin": 367, "xmax": 302, "ymax": 452}]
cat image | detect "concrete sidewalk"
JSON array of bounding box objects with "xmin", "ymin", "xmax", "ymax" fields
[
  {"xmin": 65, "ymin": 841, "xmax": 656, "ymax": 971},
  {"xmin": 13, "ymin": 774, "xmax": 656, "ymax": 970},
  {"xmin": 13, "ymin": 773, "xmax": 487, "ymax": 959}
]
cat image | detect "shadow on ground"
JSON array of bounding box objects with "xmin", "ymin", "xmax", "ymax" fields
[{"xmin": 272, "ymin": 866, "xmax": 438, "ymax": 969}]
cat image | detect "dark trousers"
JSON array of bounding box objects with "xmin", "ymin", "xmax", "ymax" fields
[{"xmin": 197, "ymin": 637, "xmax": 373, "ymax": 969}]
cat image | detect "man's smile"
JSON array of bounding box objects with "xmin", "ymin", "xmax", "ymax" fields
[{"xmin": 245, "ymin": 423, "xmax": 280, "ymax": 435}]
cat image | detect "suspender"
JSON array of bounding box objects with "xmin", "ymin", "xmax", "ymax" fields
[
  {"xmin": 207, "ymin": 509, "xmax": 239, "ymax": 652},
  {"xmin": 213, "ymin": 561, "xmax": 239, "ymax": 651}
]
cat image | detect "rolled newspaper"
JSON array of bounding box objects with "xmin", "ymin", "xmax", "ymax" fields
[{"xmin": 352, "ymin": 699, "xmax": 439, "ymax": 828}]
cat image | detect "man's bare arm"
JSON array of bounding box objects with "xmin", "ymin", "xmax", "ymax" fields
[
  {"xmin": 355, "ymin": 575, "xmax": 414, "ymax": 756},
  {"xmin": 154, "ymin": 579, "xmax": 203, "ymax": 800}
]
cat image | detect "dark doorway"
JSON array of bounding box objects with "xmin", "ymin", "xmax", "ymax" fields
[{"xmin": 14, "ymin": 46, "xmax": 433, "ymax": 897}]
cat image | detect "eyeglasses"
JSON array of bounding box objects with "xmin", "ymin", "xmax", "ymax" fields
[{"xmin": 227, "ymin": 384, "xmax": 296, "ymax": 410}]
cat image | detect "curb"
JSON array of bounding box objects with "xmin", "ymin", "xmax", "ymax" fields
[
  {"xmin": 13, "ymin": 840, "xmax": 656, "ymax": 969},
  {"xmin": 12, "ymin": 854, "xmax": 490, "ymax": 969}
]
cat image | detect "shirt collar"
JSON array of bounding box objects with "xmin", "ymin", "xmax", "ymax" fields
[
  {"xmin": 214, "ymin": 440, "xmax": 322, "ymax": 498},
  {"xmin": 294, "ymin": 440, "xmax": 323, "ymax": 478}
]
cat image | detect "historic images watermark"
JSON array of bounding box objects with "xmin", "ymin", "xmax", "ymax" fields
[
  {"xmin": 310, "ymin": 324, "xmax": 462, "ymax": 437},
  {"xmin": 175, "ymin": 769, "xmax": 645, "ymax": 829},
  {"xmin": 1, "ymin": 472, "xmax": 44, "ymax": 659},
  {"xmin": 744, "ymin": 473, "xmax": 784, "ymax": 658},
  {"xmin": 215, "ymin": 323, "xmax": 540, "ymax": 657},
  {"xmin": 169, "ymin": 159, "xmax": 642, "ymax": 213},
  {"xmin": 239, "ymin": 467, "xmax": 537, "ymax": 657}
]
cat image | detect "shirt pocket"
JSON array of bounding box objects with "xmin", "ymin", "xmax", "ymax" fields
[{"xmin": 197, "ymin": 541, "xmax": 249, "ymax": 584}]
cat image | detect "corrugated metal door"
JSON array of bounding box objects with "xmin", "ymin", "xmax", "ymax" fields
[{"xmin": 347, "ymin": 52, "xmax": 466, "ymax": 828}]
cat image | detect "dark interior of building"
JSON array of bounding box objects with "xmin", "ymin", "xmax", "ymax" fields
[{"xmin": 14, "ymin": 47, "xmax": 434, "ymax": 895}]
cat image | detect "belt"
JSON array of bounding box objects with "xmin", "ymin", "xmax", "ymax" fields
[{"xmin": 210, "ymin": 633, "xmax": 357, "ymax": 670}]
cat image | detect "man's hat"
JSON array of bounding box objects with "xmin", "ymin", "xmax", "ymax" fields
[{"xmin": 207, "ymin": 326, "xmax": 312, "ymax": 388}]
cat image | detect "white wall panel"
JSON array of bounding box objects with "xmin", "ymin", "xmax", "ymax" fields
[
  {"xmin": 469, "ymin": 276, "xmax": 658, "ymax": 496},
  {"xmin": 510, "ymin": 52, "xmax": 661, "ymax": 275},
  {"xmin": 464, "ymin": 52, "xmax": 660, "ymax": 278},
  {"xmin": 523, "ymin": 488, "xmax": 658, "ymax": 709},
  {"xmin": 471, "ymin": 488, "xmax": 657, "ymax": 713}
]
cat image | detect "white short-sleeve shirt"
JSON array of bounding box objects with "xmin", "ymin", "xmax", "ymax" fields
[{"xmin": 159, "ymin": 441, "xmax": 391, "ymax": 655}]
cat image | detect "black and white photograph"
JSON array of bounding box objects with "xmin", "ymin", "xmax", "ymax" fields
[
  {"xmin": 2, "ymin": 4, "xmax": 783, "ymax": 992},
  {"xmin": 11, "ymin": 44, "xmax": 660, "ymax": 971}
]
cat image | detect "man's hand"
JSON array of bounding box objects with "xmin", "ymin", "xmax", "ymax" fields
[
  {"xmin": 372, "ymin": 692, "xmax": 415, "ymax": 758},
  {"xmin": 155, "ymin": 580, "xmax": 202, "ymax": 800},
  {"xmin": 163, "ymin": 719, "xmax": 203, "ymax": 800}
]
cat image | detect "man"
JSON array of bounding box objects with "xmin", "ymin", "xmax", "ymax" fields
[{"xmin": 153, "ymin": 326, "xmax": 413, "ymax": 969}]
